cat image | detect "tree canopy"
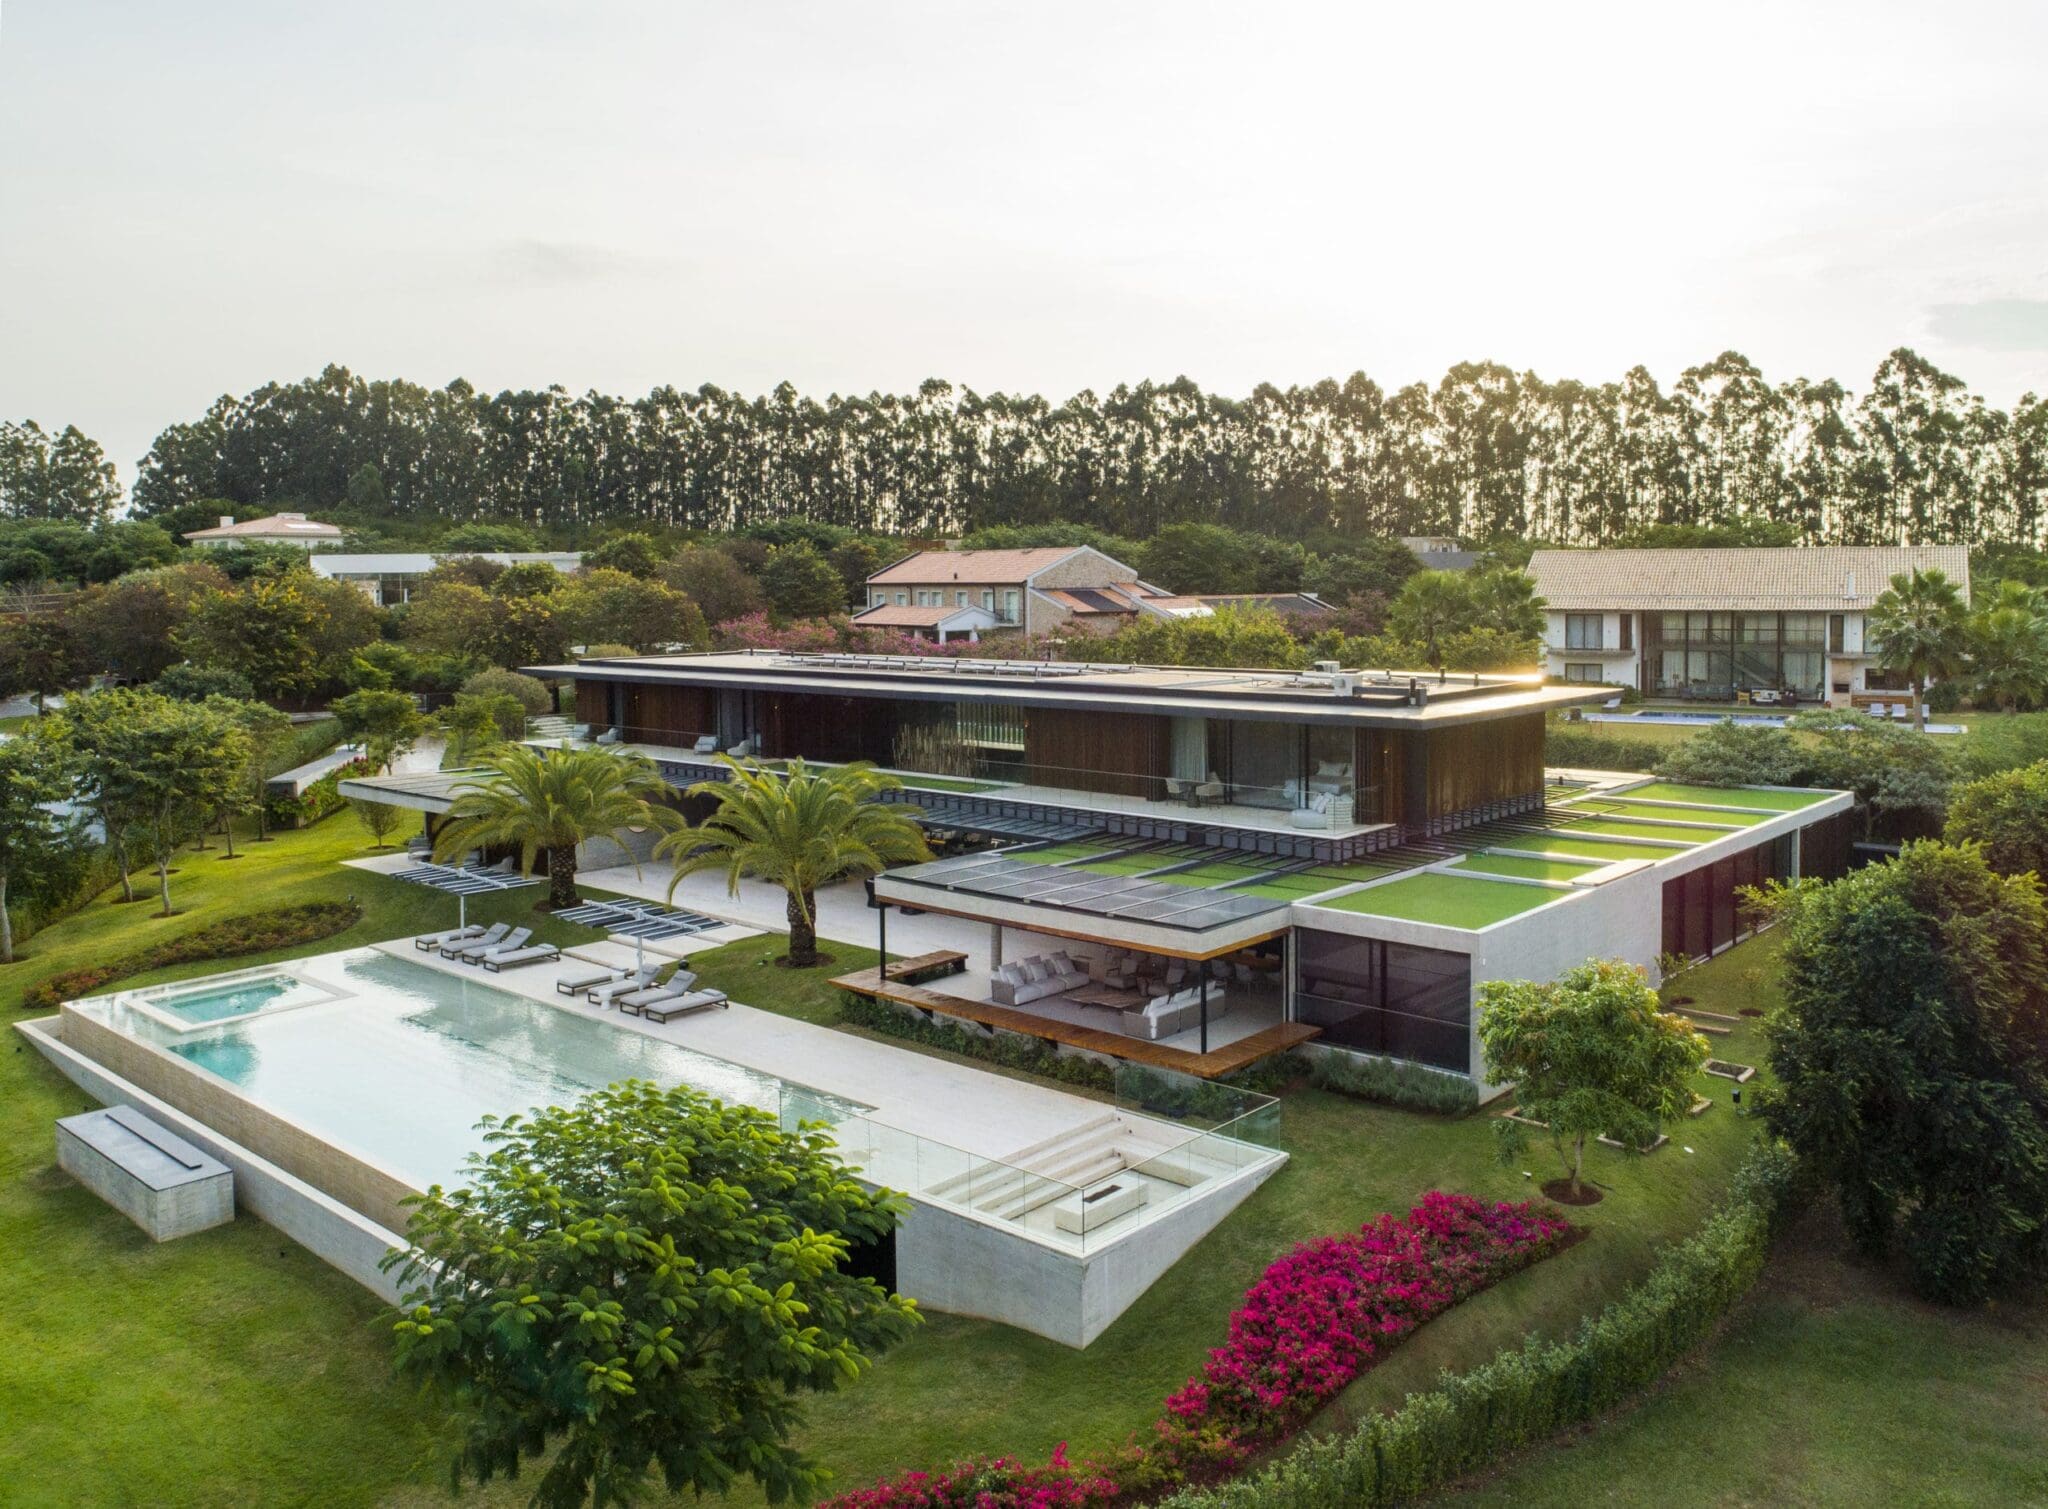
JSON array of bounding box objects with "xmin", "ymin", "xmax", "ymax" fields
[
  {"xmin": 383, "ymin": 1080, "xmax": 919, "ymax": 1508},
  {"xmin": 1479, "ymin": 959, "xmax": 1709, "ymax": 1197},
  {"xmin": 1758, "ymin": 842, "xmax": 2048, "ymax": 1303},
  {"xmin": 660, "ymin": 758, "xmax": 930, "ymax": 967}
]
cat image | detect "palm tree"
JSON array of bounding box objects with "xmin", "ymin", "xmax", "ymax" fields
[
  {"xmin": 1467, "ymin": 567, "xmax": 1546, "ymax": 640},
  {"xmin": 658, "ymin": 757, "xmax": 932, "ymax": 968},
  {"xmin": 1968, "ymin": 586, "xmax": 2048, "ymax": 713},
  {"xmin": 1867, "ymin": 567, "xmax": 1968, "ymax": 732},
  {"xmin": 1386, "ymin": 570, "xmax": 1474, "ymax": 667},
  {"xmin": 432, "ymin": 745, "xmax": 680, "ymax": 909}
]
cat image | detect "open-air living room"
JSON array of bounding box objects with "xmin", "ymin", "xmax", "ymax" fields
[{"xmin": 983, "ymin": 933, "xmax": 1282, "ymax": 1052}]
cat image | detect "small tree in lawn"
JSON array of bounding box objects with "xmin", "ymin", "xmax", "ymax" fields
[
  {"xmin": 1479, "ymin": 959, "xmax": 1709, "ymax": 1199},
  {"xmin": 658, "ymin": 757, "xmax": 931, "ymax": 968},
  {"xmin": 331, "ymin": 687, "xmax": 426, "ymax": 773},
  {"xmin": 0, "ymin": 726, "xmax": 78, "ymax": 962},
  {"xmin": 1654, "ymin": 717, "xmax": 1806, "ymax": 788},
  {"xmin": 382, "ymin": 1080, "xmax": 920, "ymax": 1509},
  {"xmin": 348, "ymin": 796, "xmax": 405, "ymax": 850},
  {"xmin": 206, "ymin": 694, "xmax": 295, "ymax": 853},
  {"xmin": 431, "ymin": 744, "xmax": 681, "ymax": 909}
]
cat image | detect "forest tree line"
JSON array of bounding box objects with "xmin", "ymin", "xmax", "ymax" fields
[{"xmin": 23, "ymin": 347, "xmax": 2025, "ymax": 548}]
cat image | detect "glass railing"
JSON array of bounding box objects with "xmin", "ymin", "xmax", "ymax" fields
[
  {"xmin": 524, "ymin": 721, "xmax": 1382, "ymax": 830},
  {"xmin": 777, "ymin": 1066, "xmax": 1283, "ymax": 1254}
]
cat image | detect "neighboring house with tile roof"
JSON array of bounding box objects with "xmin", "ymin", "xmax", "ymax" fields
[
  {"xmin": 1527, "ymin": 545, "xmax": 1971, "ymax": 707},
  {"xmin": 863, "ymin": 547, "xmax": 1208, "ymax": 638},
  {"xmin": 182, "ymin": 511, "xmax": 344, "ymax": 548},
  {"xmin": 848, "ymin": 600, "xmax": 1001, "ymax": 643}
]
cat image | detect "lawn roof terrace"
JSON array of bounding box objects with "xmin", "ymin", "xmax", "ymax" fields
[{"xmin": 873, "ymin": 775, "xmax": 1849, "ymax": 949}]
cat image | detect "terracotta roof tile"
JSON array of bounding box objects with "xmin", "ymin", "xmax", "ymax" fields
[{"xmin": 1527, "ymin": 546, "xmax": 1970, "ymax": 612}]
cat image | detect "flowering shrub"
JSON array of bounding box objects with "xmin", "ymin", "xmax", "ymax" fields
[{"xmin": 821, "ymin": 1192, "xmax": 1572, "ymax": 1509}]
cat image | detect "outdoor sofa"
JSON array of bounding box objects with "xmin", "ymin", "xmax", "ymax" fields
[{"xmin": 990, "ymin": 952, "xmax": 1088, "ymax": 1007}]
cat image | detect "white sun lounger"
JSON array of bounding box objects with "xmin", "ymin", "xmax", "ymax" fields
[
  {"xmin": 587, "ymin": 969, "xmax": 659, "ymax": 1008},
  {"xmin": 452, "ymin": 926, "xmax": 529, "ymax": 963},
  {"xmin": 416, "ymin": 924, "xmax": 484, "ymax": 951},
  {"xmin": 483, "ymin": 943, "xmax": 561, "ymax": 972},
  {"xmin": 641, "ymin": 989, "xmax": 728, "ymax": 1024},
  {"xmin": 440, "ymin": 922, "xmax": 508, "ymax": 959},
  {"xmin": 556, "ymin": 964, "xmax": 620, "ymax": 996}
]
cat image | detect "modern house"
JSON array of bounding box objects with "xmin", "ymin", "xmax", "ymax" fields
[
  {"xmin": 182, "ymin": 511, "xmax": 344, "ymax": 549},
  {"xmin": 1402, "ymin": 536, "xmax": 1480, "ymax": 571},
  {"xmin": 1527, "ymin": 545, "xmax": 1971, "ymax": 707},
  {"xmin": 308, "ymin": 551, "xmax": 584, "ymax": 606},
  {"xmin": 399, "ymin": 649, "xmax": 1856, "ymax": 1091},
  {"xmin": 862, "ymin": 547, "xmax": 1207, "ymax": 638}
]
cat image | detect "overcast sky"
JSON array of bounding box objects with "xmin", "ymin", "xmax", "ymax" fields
[{"xmin": 4, "ymin": 1, "xmax": 2046, "ymax": 492}]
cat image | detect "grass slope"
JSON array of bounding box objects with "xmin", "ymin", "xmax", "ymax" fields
[{"xmin": 1443, "ymin": 1215, "xmax": 2048, "ymax": 1508}]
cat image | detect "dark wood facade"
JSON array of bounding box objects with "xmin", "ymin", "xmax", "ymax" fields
[
  {"xmin": 1355, "ymin": 713, "xmax": 1544, "ymax": 833},
  {"xmin": 1023, "ymin": 706, "xmax": 1172, "ymax": 798}
]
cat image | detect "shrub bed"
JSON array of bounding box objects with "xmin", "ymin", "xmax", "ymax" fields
[
  {"xmin": 1157, "ymin": 1140, "xmax": 1798, "ymax": 1509},
  {"xmin": 837, "ymin": 988, "xmax": 1118, "ymax": 1093},
  {"xmin": 265, "ymin": 758, "xmax": 373, "ymax": 830},
  {"xmin": 1303, "ymin": 1049, "xmax": 1479, "ymax": 1116},
  {"xmin": 823, "ymin": 1193, "xmax": 1573, "ymax": 1509},
  {"xmin": 21, "ymin": 901, "xmax": 364, "ymax": 1011}
]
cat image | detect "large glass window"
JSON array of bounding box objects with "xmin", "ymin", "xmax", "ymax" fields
[
  {"xmin": 1645, "ymin": 611, "xmax": 1824, "ymax": 701},
  {"xmin": 1294, "ymin": 931, "xmax": 1471, "ymax": 1072},
  {"xmin": 1564, "ymin": 613, "xmax": 1602, "ymax": 650}
]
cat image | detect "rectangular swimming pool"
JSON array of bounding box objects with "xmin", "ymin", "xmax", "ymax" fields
[{"xmin": 78, "ymin": 950, "xmax": 868, "ymax": 1192}]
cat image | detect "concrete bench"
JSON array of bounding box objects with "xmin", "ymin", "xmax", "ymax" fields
[
  {"xmin": 56, "ymin": 1106, "xmax": 234, "ymax": 1242},
  {"xmin": 1052, "ymin": 1179, "xmax": 1148, "ymax": 1235}
]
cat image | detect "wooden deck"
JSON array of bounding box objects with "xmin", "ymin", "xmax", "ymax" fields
[{"xmin": 832, "ymin": 965, "xmax": 1319, "ymax": 1079}]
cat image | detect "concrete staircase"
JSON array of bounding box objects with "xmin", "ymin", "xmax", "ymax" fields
[
  {"xmin": 526, "ymin": 715, "xmax": 578, "ymax": 741},
  {"xmin": 923, "ymin": 1111, "xmax": 1240, "ymax": 1226}
]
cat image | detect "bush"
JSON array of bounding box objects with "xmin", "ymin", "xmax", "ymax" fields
[
  {"xmin": 21, "ymin": 900, "xmax": 363, "ymax": 1011},
  {"xmin": 458, "ymin": 666, "xmax": 551, "ymax": 717},
  {"xmin": 1543, "ymin": 725, "xmax": 1665, "ymax": 772},
  {"xmin": 265, "ymin": 756, "xmax": 371, "ymax": 829},
  {"xmin": 1155, "ymin": 1141, "xmax": 1798, "ymax": 1509},
  {"xmin": 1304, "ymin": 1050, "xmax": 1479, "ymax": 1116}
]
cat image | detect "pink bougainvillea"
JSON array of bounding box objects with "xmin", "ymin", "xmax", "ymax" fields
[{"xmin": 822, "ymin": 1192, "xmax": 1573, "ymax": 1509}]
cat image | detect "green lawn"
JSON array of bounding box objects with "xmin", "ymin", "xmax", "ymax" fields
[
  {"xmin": 0, "ymin": 812, "xmax": 1796, "ymax": 1507},
  {"xmin": 1318, "ymin": 872, "xmax": 1568, "ymax": 929},
  {"xmin": 1621, "ymin": 779, "xmax": 1829, "ymax": 811},
  {"xmin": 1489, "ymin": 832, "xmax": 1683, "ymax": 862},
  {"xmin": 1451, "ymin": 853, "xmax": 1603, "ymax": 882},
  {"xmin": 1442, "ymin": 1217, "xmax": 2048, "ymax": 1507},
  {"xmin": 1578, "ymin": 799, "xmax": 1765, "ymax": 826}
]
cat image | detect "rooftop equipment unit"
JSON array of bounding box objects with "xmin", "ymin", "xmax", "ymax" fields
[{"xmin": 1312, "ymin": 659, "xmax": 1341, "ymax": 674}]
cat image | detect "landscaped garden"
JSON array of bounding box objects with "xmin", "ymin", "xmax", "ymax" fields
[{"xmin": 0, "ymin": 810, "xmax": 1795, "ymax": 1506}]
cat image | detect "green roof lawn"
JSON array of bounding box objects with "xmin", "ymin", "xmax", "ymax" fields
[
  {"xmin": 1022, "ymin": 842, "xmax": 1111, "ymax": 863},
  {"xmin": 1452, "ymin": 853, "xmax": 1604, "ymax": 883},
  {"xmin": 1317, "ymin": 871, "xmax": 1564, "ymax": 928},
  {"xmin": 1585, "ymin": 800, "xmax": 1765, "ymax": 827},
  {"xmin": 1623, "ymin": 780, "xmax": 1829, "ymax": 811},
  {"xmin": 1488, "ymin": 832, "xmax": 1684, "ymax": 862},
  {"xmin": 1567, "ymin": 818, "xmax": 1723, "ymax": 844}
]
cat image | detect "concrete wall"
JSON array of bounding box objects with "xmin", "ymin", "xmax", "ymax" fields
[
  {"xmin": 58, "ymin": 1006, "xmax": 420, "ymax": 1236},
  {"xmin": 20, "ymin": 1017, "xmax": 410, "ymax": 1302},
  {"xmin": 56, "ymin": 1120, "xmax": 234, "ymax": 1242},
  {"xmin": 895, "ymin": 1157, "xmax": 1275, "ymax": 1348}
]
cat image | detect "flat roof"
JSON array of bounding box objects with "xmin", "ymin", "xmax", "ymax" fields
[{"xmin": 526, "ymin": 650, "xmax": 1605, "ymax": 728}]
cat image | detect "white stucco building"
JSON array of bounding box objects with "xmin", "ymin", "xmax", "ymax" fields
[{"xmin": 1528, "ymin": 545, "xmax": 1971, "ymax": 707}]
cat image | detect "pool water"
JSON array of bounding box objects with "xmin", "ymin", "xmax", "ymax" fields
[
  {"xmin": 148, "ymin": 977, "xmax": 299, "ymax": 1024},
  {"xmin": 89, "ymin": 950, "xmax": 867, "ymax": 1191}
]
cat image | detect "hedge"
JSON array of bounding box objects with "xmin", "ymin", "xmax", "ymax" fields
[
  {"xmin": 21, "ymin": 901, "xmax": 364, "ymax": 1011},
  {"xmin": 1157, "ymin": 1140, "xmax": 1799, "ymax": 1509},
  {"xmin": 1542, "ymin": 726, "xmax": 1669, "ymax": 773}
]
